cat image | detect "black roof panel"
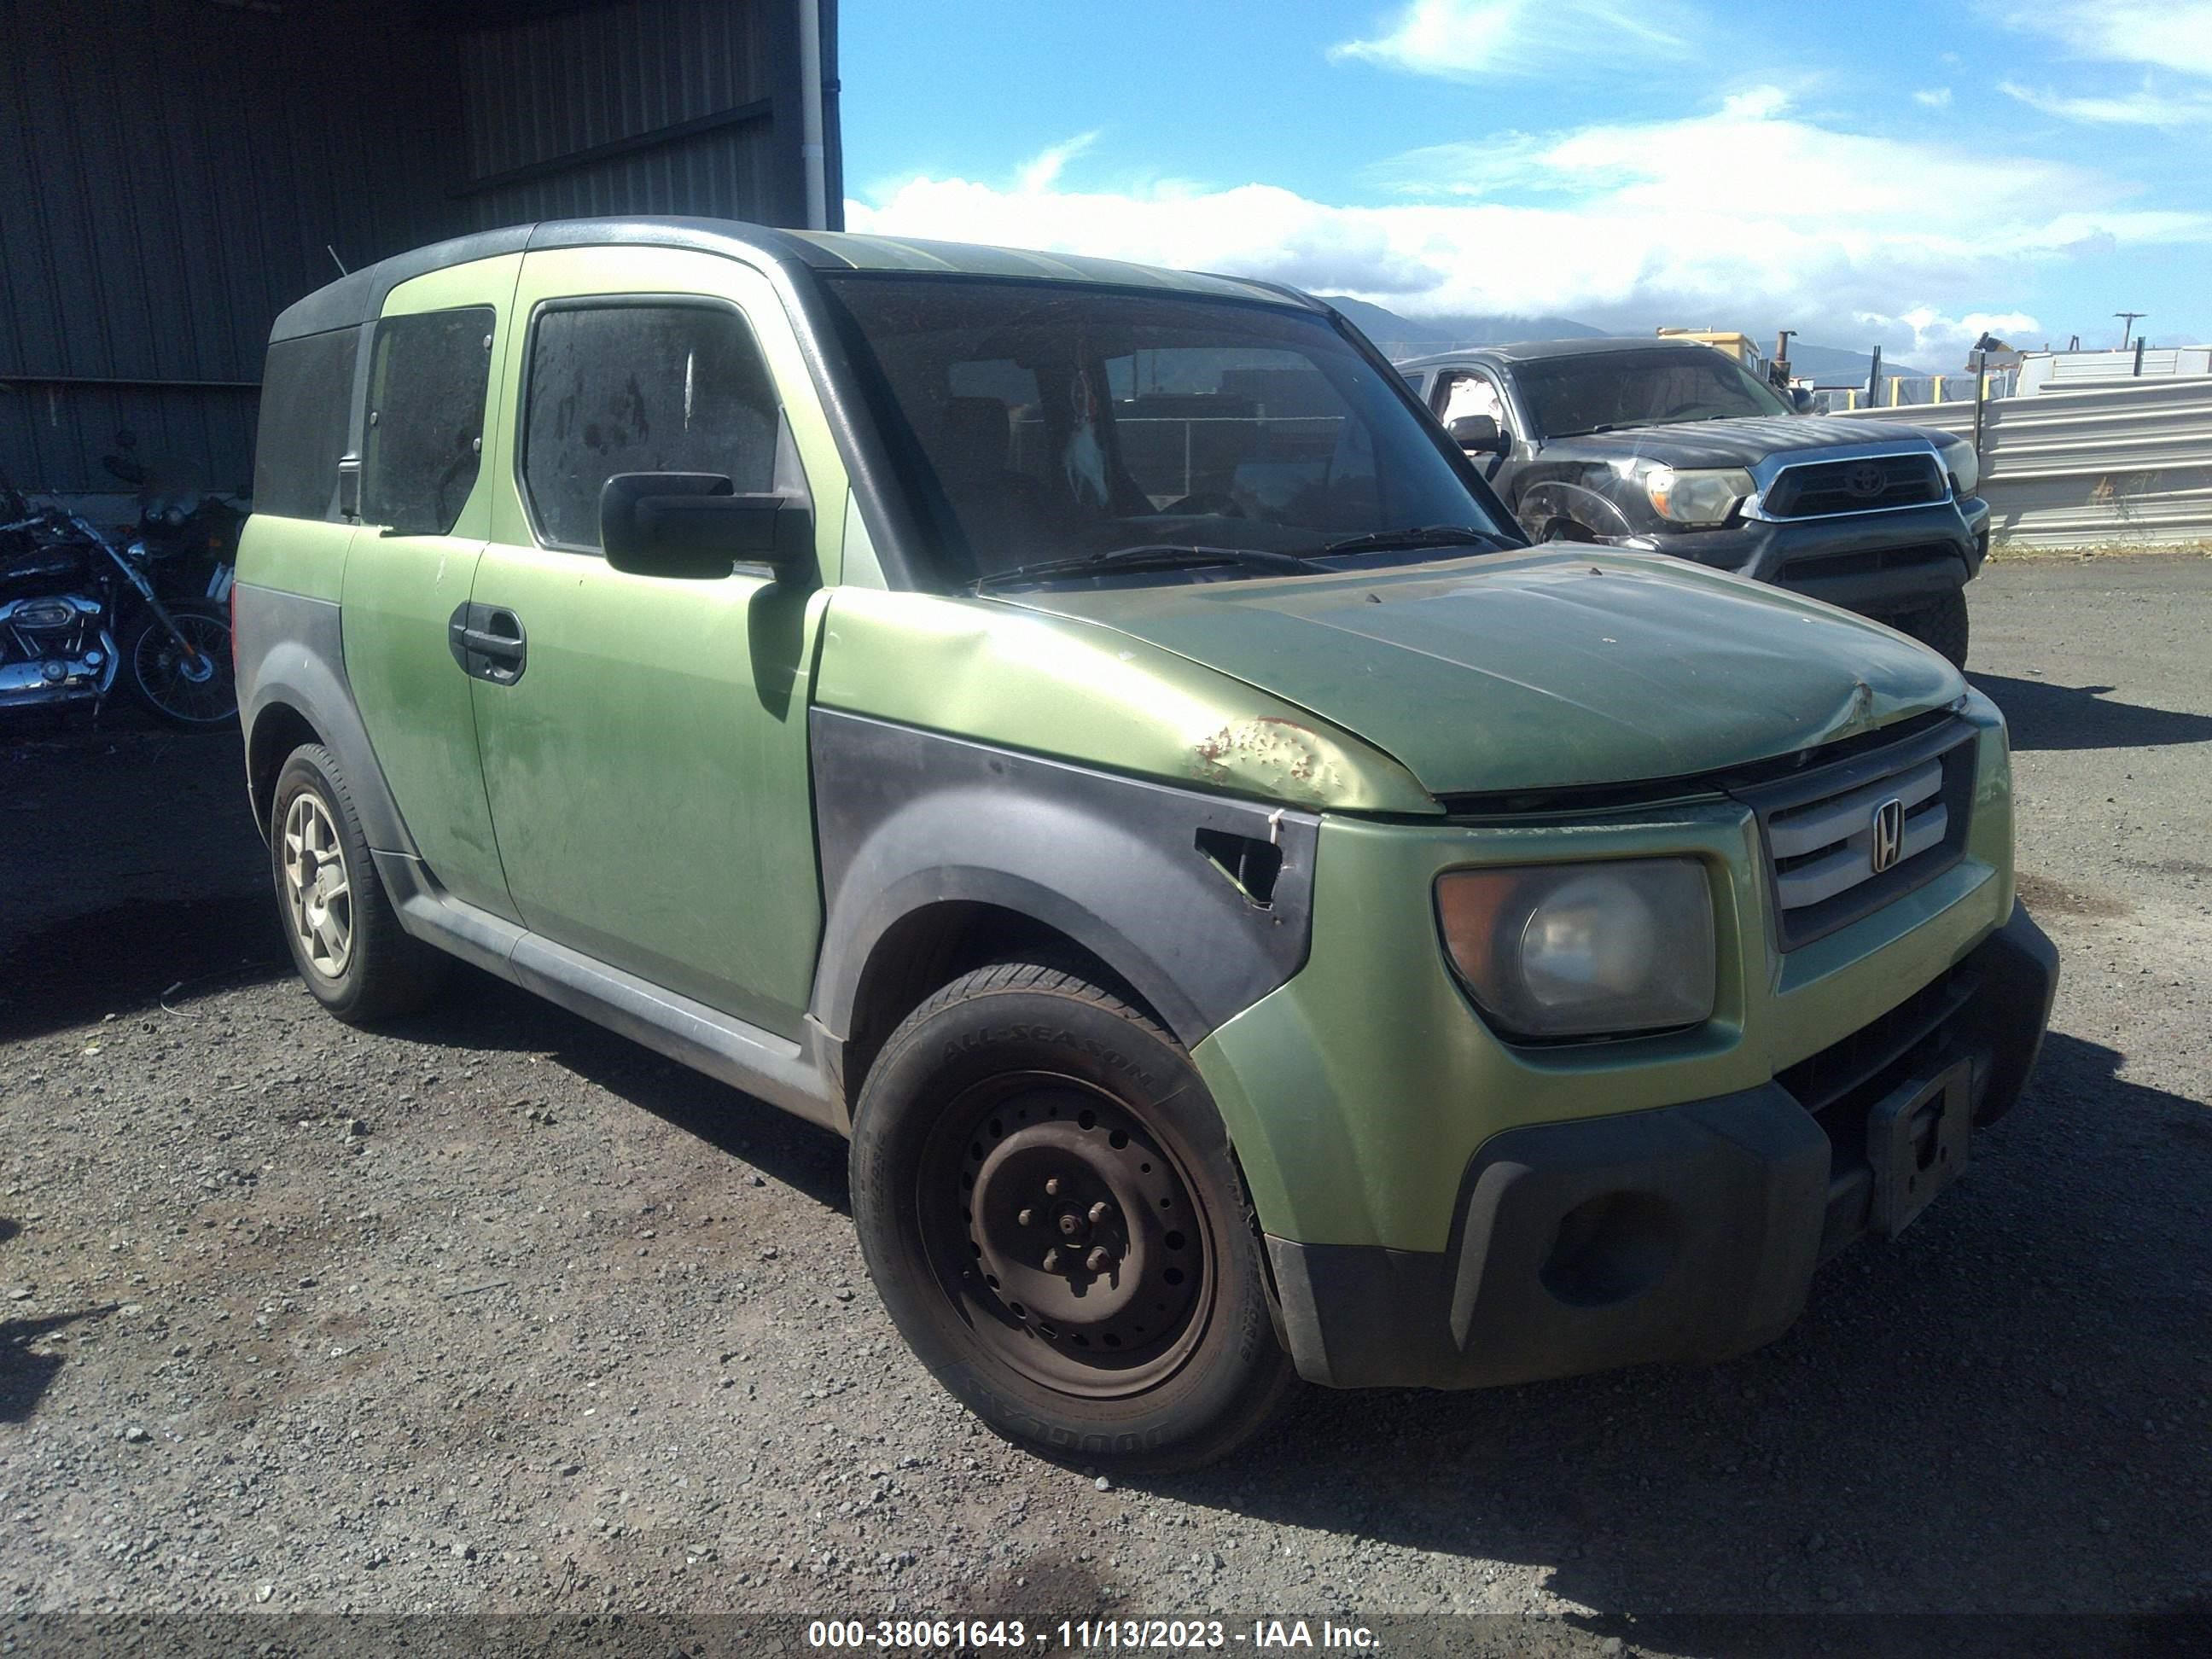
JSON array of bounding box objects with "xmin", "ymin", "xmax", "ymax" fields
[{"xmin": 269, "ymin": 217, "xmax": 1312, "ymax": 342}]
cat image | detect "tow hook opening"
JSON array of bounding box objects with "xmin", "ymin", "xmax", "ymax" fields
[
  {"xmin": 1540, "ymin": 1190, "xmax": 1679, "ymax": 1308},
  {"xmin": 1194, "ymin": 827, "xmax": 1283, "ymax": 908}
]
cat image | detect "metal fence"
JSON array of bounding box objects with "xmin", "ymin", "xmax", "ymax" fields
[
  {"xmin": 1809, "ymin": 372, "xmax": 2017, "ymax": 414},
  {"xmin": 2023, "ymin": 346, "xmax": 2212, "ymax": 393},
  {"xmin": 1842, "ymin": 376, "xmax": 2212, "ymax": 549}
]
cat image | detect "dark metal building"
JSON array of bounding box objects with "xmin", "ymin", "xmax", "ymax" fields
[{"xmin": 0, "ymin": 0, "xmax": 842, "ymax": 498}]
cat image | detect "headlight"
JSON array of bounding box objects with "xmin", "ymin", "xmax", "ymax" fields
[
  {"xmin": 1936, "ymin": 434, "xmax": 1979, "ymax": 497},
  {"xmin": 1435, "ymin": 858, "xmax": 1716, "ymax": 1039},
  {"xmin": 1642, "ymin": 465, "xmax": 1755, "ymax": 526}
]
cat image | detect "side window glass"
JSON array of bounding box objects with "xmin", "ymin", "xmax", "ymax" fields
[
  {"xmin": 520, "ymin": 302, "xmax": 780, "ymax": 552},
  {"xmin": 360, "ymin": 307, "xmax": 494, "ymax": 536},
  {"xmin": 1439, "ymin": 373, "xmax": 1504, "ymax": 428},
  {"xmin": 253, "ymin": 324, "xmax": 360, "ymax": 521}
]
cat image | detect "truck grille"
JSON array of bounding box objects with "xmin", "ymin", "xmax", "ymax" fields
[
  {"xmin": 1763, "ymin": 452, "xmax": 1945, "ymax": 519},
  {"xmin": 1732, "ymin": 717, "xmax": 1976, "ymax": 948},
  {"xmin": 1781, "ymin": 542, "xmax": 1960, "ymax": 584}
]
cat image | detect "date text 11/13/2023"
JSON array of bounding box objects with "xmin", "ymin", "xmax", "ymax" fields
[{"xmin": 806, "ymin": 1618, "xmax": 1381, "ymax": 1650}]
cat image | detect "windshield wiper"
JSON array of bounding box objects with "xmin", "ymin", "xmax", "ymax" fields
[
  {"xmin": 970, "ymin": 544, "xmax": 1324, "ymax": 592},
  {"xmin": 1318, "ymin": 524, "xmax": 1510, "ymax": 557}
]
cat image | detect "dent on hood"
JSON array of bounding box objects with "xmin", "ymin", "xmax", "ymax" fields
[{"xmin": 1805, "ymin": 656, "xmax": 1963, "ymax": 749}]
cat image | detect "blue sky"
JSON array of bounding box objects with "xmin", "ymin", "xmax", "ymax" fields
[{"xmin": 841, "ymin": 0, "xmax": 2211, "ymax": 364}]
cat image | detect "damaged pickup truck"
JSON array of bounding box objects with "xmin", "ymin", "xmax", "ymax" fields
[
  {"xmin": 1398, "ymin": 338, "xmax": 1988, "ymax": 666},
  {"xmin": 236, "ymin": 222, "xmax": 2053, "ymax": 1470}
]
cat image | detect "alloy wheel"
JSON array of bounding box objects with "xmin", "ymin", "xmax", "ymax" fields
[{"xmin": 282, "ymin": 790, "xmax": 352, "ymax": 980}]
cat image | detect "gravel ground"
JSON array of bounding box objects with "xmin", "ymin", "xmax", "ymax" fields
[{"xmin": 3, "ymin": 554, "xmax": 2209, "ymax": 1645}]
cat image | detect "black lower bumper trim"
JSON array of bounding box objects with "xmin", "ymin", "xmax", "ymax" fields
[{"xmin": 1268, "ymin": 899, "xmax": 2058, "ymax": 1391}]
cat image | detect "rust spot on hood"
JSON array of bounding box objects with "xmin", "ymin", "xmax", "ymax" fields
[{"xmin": 1190, "ymin": 717, "xmax": 1344, "ymax": 801}]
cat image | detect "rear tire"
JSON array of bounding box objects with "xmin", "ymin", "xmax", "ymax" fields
[
  {"xmin": 270, "ymin": 743, "xmax": 446, "ymax": 1022},
  {"xmin": 1892, "ymin": 588, "xmax": 1970, "ymax": 668},
  {"xmin": 850, "ymin": 960, "xmax": 1295, "ymax": 1471}
]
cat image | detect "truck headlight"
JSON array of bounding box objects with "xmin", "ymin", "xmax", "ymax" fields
[
  {"xmin": 1435, "ymin": 859, "xmax": 1716, "ymax": 1039},
  {"xmin": 1642, "ymin": 465, "xmax": 1755, "ymax": 526},
  {"xmin": 1935, "ymin": 434, "xmax": 1979, "ymax": 497}
]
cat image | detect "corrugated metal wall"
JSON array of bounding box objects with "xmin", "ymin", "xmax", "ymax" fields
[
  {"xmin": 0, "ymin": 0, "xmax": 839, "ymax": 498},
  {"xmin": 1844, "ymin": 378, "xmax": 2212, "ymax": 549},
  {"xmin": 454, "ymin": 0, "xmax": 782, "ymax": 226},
  {"xmin": 0, "ymin": 0, "xmax": 464, "ymax": 495},
  {"xmin": 2017, "ymin": 347, "xmax": 2212, "ymax": 394}
]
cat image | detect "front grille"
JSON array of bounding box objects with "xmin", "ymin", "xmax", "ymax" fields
[
  {"xmin": 1779, "ymin": 967, "xmax": 1977, "ymax": 1128},
  {"xmin": 1763, "ymin": 452, "xmax": 1945, "ymax": 519},
  {"xmin": 1732, "ymin": 717, "xmax": 1976, "ymax": 948},
  {"xmin": 1783, "ymin": 543, "xmax": 1959, "ymax": 583}
]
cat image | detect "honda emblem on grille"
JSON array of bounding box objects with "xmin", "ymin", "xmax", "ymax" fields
[
  {"xmin": 1870, "ymin": 797, "xmax": 1906, "ymax": 873},
  {"xmin": 1845, "ymin": 461, "xmax": 1886, "ymax": 498}
]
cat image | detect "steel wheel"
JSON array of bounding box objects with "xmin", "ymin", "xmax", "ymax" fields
[
  {"xmin": 281, "ymin": 789, "xmax": 353, "ymax": 980},
  {"xmin": 125, "ymin": 608, "xmax": 236, "ymax": 726},
  {"xmin": 918, "ymin": 1071, "xmax": 1215, "ymax": 1398}
]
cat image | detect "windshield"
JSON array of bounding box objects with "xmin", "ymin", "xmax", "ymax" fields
[
  {"xmin": 817, "ymin": 275, "xmax": 1513, "ymax": 590},
  {"xmin": 1516, "ymin": 347, "xmax": 1795, "ymax": 438}
]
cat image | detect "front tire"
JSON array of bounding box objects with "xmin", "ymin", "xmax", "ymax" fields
[
  {"xmin": 122, "ymin": 604, "xmax": 236, "ymax": 727},
  {"xmin": 850, "ymin": 961, "xmax": 1295, "ymax": 1471},
  {"xmin": 1891, "ymin": 588, "xmax": 1970, "ymax": 668},
  {"xmin": 271, "ymin": 743, "xmax": 446, "ymax": 1022}
]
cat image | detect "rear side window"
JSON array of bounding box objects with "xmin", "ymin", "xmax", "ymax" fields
[
  {"xmin": 361, "ymin": 307, "xmax": 495, "ymax": 536},
  {"xmin": 520, "ymin": 302, "xmax": 779, "ymax": 552},
  {"xmin": 253, "ymin": 325, "xmax": 359, "ymax": 520}
]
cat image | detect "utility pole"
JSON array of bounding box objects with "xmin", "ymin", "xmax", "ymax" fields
[{"xmin": 2115, "ymin": 311, "xmax": 2147, "ymax": 350}]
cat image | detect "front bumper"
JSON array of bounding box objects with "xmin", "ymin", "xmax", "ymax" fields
[
  {"xmin": 1646, "ymin": 496, "xmax": 1991, "ymax": 618},
  {"xmin": 1264, "ymin": 902, "xmax": 2057, "ymax": 1390}
]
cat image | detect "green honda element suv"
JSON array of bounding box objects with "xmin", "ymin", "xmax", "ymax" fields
[{"xmin": 235, "ymin": 218, "xmax": 2057, "ymax": 1470}]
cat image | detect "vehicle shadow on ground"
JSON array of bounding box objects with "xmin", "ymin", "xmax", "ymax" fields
[
  {"xmin": 1971, "ymin": 672, "xmax": 2212, "ymax": 752},
  {"xmin": 1, "ymin": 723, "xmax": 278, "ymax": 1043},
  {"xmin": 0, "ymin": 891, "xmax": 288, "ymax": 1044},
  {"xmin": 387, "ymin": 967, "xmax": 853, "ymax": 1216},
  {"xmin": 0, "ymin": 1306, "xmax": 119, "ymax": 1423},
  {"xmin": 1142, "ymin": 1031, "xmax": 2212, "ymax": 1620}
]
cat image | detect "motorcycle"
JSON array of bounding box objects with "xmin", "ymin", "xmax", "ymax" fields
[{"xmin": 0, "ymin": 472, "xmax": 236, "ymax": 729}]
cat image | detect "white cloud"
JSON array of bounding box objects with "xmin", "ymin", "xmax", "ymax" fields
[
  {"xmin": 1912, "ymin": 86, "xmax": 1953, "ymax": 108},
  {"xmin": 1990, "ymin": 1, "xmax": 2212, "ymax": 78},
  {"xmin": 1019, "ymin": 131, "xmax": 1100, "ymax": 192},
  {"xmin": 847, "ymin": 112, "xmax": 2212, "ymax": 355},
  {"xmin": 1329, "ymin": 0, "xmax": 1689, "ymax": 79},
  {"xmin": 1859, "ymin": 307, "xmax": 2045, "ymax": 358},
  {"xmin": 1999, "ymin": 79, "xmax": 2212, "ymax": 126}
]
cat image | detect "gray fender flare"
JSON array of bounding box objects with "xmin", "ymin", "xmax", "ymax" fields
[
  {"xmin": 807, "ymin": 709, "xmax": 1318, "ymax": 1052},
  {"xmin": 236, "ymin": 586, "xmax": 418, "ymax": 859}
]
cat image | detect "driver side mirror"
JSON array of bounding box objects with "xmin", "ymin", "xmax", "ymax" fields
[
  {"xmin": 1449, "ymin": 414, "xmax": 1511, "ymax": 457},
  {"xmin": 1790, "ymin": 387, "xmax": 1815, "ymax": 413},
  {"xmin": 599, "ymin": 472, "xmax": 813, "ymax": 581}
]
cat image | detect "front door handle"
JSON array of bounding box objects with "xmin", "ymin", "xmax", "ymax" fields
[
  {"xmin": 455, "ymin": 626, "xmax": 524, "ymax": 660},
  {"xmin": 447, "ymin": 602, "xmax": 527, "ymax": 684}
]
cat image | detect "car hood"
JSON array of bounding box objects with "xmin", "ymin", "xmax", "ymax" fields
[
  {"xmin": 1539, "ymin": 415, "xmax": 1944, "ymax": 469},
  {"xmin": 997, "ymin": 549, "xmax": 1965, "ymax": 798}
]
